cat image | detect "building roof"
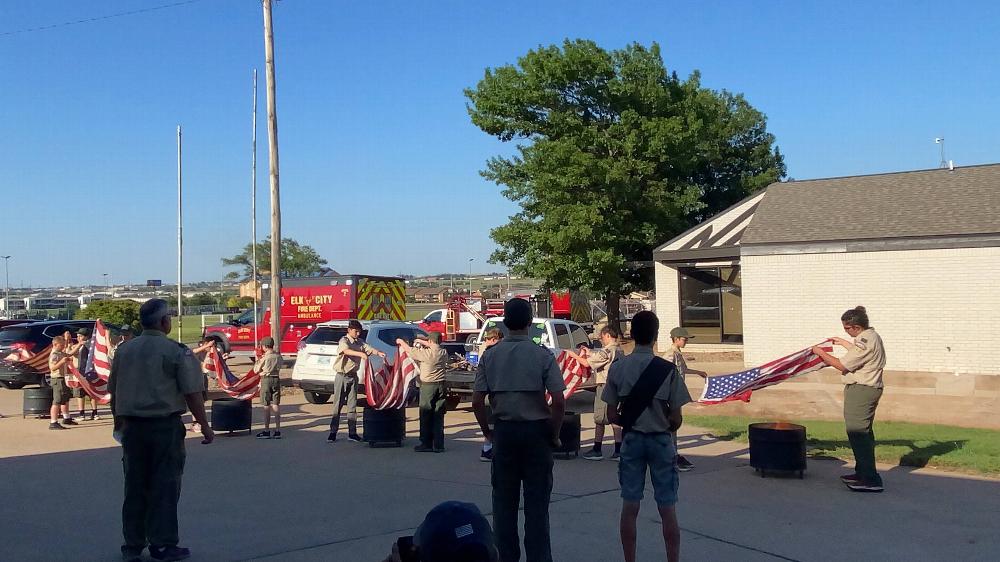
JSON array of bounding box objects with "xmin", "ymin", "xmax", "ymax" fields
[
  {"xmin": 742, "ymin": 164, "xmax": 1000, "ymax": 245},
  {"xmin": 652, "ymin": 192, "xmax": 764, "ymax": 261}
]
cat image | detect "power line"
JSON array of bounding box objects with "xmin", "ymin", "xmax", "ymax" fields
[{"xmin": 0, "ymin": 0, "xmax": 205, "ymax": 38}]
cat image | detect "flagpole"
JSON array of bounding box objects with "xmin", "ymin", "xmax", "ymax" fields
[
  {"xmin": 177, "ymin": 125, "xmax": 183, "ymax": 338},
  {"xmin": 251, "ymin": 68, "xmax": 259, "ymax": 345}
]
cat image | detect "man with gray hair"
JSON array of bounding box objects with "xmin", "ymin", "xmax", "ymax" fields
[{"xmin": 109, "ymin": 298, "xmax": 213, "ymax": 562}]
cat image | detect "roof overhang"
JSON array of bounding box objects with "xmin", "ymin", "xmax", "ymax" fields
[{"xmin": 653, "ymin": 191, "xmax": 764, "ymax": 262}]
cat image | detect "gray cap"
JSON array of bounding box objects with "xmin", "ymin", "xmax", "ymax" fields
[
  {"xmin": 260, "ymin": 336, "xmax": 275, "ymax": 347},
  {"xmin": 669, "ymin": 327, "xmax": 693, "ymax": 339}
]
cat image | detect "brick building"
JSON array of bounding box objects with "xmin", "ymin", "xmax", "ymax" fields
[{"xmin": 653, "ymin": 164, "xmax": 1000, "ymax": 428}]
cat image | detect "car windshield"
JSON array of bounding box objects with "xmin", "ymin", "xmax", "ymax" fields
[
  {"xmin": 305, "ymin": 326, "xmax": 366, "ymax": 346},
  {"xmin": 235, "ymin": 309, "xmax": 263, "ymax": 325},
  {"xmin": 0, "ymin": 327, "xmax": 33, "ymax": 344},
  {"xmin": 482, "ymin": 320, "xmax": 547, "ymax": 345}
]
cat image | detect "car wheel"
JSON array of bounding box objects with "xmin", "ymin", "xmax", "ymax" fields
[
  {"xmin": 0, "ymin": 381, "xmax": 26, "ymax": 390},
  {"xmin": 304, "ymin": 391, "xmax": 331, "ymax": 404}
]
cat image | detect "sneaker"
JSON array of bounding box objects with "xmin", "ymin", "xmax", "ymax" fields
[
  {"xmin": 327, "ymin": 432, "xmax": 337, "ymax": 443},
  {"xmin": 677, "ymin": 455, "xmax": 694, "ymax": 472},
  {"xmin": 840, "ymin": 473, "xmax": 861, "ymax": 483},
  {"xmin": 149, "ymin": 545, "xmax": 191, "ymax": 561},
  {"xmin": 846, "ymin": 481, "xmax": 884, "ymax": 493},
  {"xmin": 348, "ymin": 433, "xmax": 363, "ymax": 443},
  {"xmin": 49, "ymin": 422, "xmax": 67, "ymax": 430},
  {"xmin": 480, "ymin": 448, "xmax": 494, "ymax": 462},
  {"xmin": 90, "ymin": 412, "xmax": 101, "ymax": 421},
  {"xmin": 273, "ymin": 431, "xmax": 282, "ymax": 440},
  {"xmin": 582, "ymin": 449, "xmax": 604, "ymax": 461},
  {"xmin": 255, "ymin": 431, "xmax": 272, "ymax": 439},
  {"xmin": 433, "ymin": 447, "xmax": 446, "ymax": 453},
  {"xmin": 61, "ymin": 418, "xmax": 79, "ymax": 426},
  {"xmin": 610, "ymin": 451, "xmax": 621, "ymax": 461},
  {"xmin": 414, "ymin": 444, "xmax": 434, "ymax": 453}
]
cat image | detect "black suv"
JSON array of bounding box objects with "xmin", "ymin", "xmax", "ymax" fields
[{"xmin": 0, "ymin": 320, "xmax": 97, "ymax": 389}]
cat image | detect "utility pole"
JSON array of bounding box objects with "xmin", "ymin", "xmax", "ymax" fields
[
  {"xmin": 262, "ymin": 0, "xmax": 282, "ymax": 349},
  {"xmin": 468, "ymin": 258, "xmax": 474, "ymax": 295},
  {"xmin": 177, "ymin": 125, "xmax": 184, "ymax": 336},
  {"xmin": 251, "ymin": 68, "xmax": 260, "ymax": 345},
  {"xmin": 1, "ymin": 256, "xmax": 10, "ymax": 314}
]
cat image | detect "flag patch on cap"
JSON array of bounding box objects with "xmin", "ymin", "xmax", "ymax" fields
[{"xmin": 454, "ymin": 524, "xmax": 473, "ymax": 539}]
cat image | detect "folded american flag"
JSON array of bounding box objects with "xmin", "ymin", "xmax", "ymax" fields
[
  {"xmin": 698, "ymin": 341, "xmax": 833, "ymax": 404},
  {"xmin": 364, "ymin": 348, "xmax": 420, "ymax": 410},
  {"xmin": 70, "ymin": 319, "xmax": 112, "ymax": 404},
  {"xmin": 205, "ymin": 347, "xmax": 260, "ymax": 400},
  {"xmin": 546, "ymin": 350, "xmax": 591, "ymax": 404}
]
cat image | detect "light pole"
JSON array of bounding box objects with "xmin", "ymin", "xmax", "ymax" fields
[
  {"xmin": 102, "ymin": 273, "xmax": 109, "ymax": 292},
  {"xmin": 468, "ymin": 258, "xmax": 474, "ymax": 295},
  {"xmin": 1, "ymin": 256, "xmax": 10, "ymax": 314}
]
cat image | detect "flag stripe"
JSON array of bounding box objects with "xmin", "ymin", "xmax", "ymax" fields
[{"xmin": 698, "ymin": 342, "xmax": 833, "ymax": 404}]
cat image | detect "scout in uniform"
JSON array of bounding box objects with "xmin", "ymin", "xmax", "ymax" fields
[
  {"xmin": 472, "ymin": 298, "xmax": 565, "ymax": 562},
  {"xmin": 397, "ymin": 332, "xmax": 450, "ymax": 452},
  {"xmin": 665, "ymin": 327, "xmax": 707, "ymax": 471},
  {"xmin": 73, "ymin": 328, "xmax": 101, "ymax": 420},
  {"xmin": 603, "ymin": 311, "xmax": 691, "ymax": 562},
  {"xmin": 47, "ymin": 335, "xmax": 78, "ymax": 429},
  {"xmin": 813, "ymin": 305, "xmax": 887, "ymax": 493},
  {"xmin": 566, "ymin": 325, "xmax": 622, "ymax": 461},
  {"xmin": 254, "ymin": 336, "xmax": 283, "ymax": 439},
  {"xmin": 108, "ymin": 299, "xmax": 213, "ymax": 562},
  {"xmin": 328, "ymin": 320, "xmax": 386, "ymax": 443}
]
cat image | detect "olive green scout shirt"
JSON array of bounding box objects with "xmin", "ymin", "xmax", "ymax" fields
[
  {"xmin": 108, "ymin": 330, "xmax": 205, "ymax": 418},
  {"xmin": 254, "ymin": 349, "xmax": 281, "ymax": 378},
  {"xmin": 474, "ymin": 335, "xmax": 565, "ymax": 421},
  {"xmin": 602, "ymin": 345, "xmax": 692, "ymax": 434},
  {"xmin": 587, "ymin": 343, "xmax": 618, "ymax": 385},
  {"xmin": 334, "ymin": 335, "xmax": 377, "ymax": 375},
  {"xmin": 409, "ymin": 344, "xmax": 449, "ymax": 383},
  {"xmin": 841, "ymin": 327, "xmax": 886, "ymax": 389}
]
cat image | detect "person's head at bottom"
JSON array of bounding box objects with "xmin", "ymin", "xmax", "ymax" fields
[{"xmin": 389, "ymin": 501, "xmax": 499, "ymax": 562}]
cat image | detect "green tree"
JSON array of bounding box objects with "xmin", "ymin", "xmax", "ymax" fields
[
  {"xmin": 75, "ymin": 300, "xmax": 142, "ymax": 332},
  {"xmin": 466, "ymin": 40, "xmax": 785, "ymax": 323},
  {"xmin": 222, "ymin": 236, "xmax": 329, "ymax": 280},
  {"xmin": 227, "ymin": 295, "xmax": 255, "ymax": 309},
  {"xmin": 189, "ymin": 293, "xmax": 218, "ymax": 306}
]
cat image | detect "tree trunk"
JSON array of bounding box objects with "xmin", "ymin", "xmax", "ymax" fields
[{"xmin": 605, "ymin": 289, "xmax": 621, "ymax": 336}]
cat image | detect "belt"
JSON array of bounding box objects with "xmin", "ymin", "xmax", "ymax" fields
[{"xmin": 262, "ymin": 374, "xmax": 280, "ymax": 378}]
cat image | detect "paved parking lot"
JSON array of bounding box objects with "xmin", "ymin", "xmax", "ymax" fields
[{"xmin": 1, "ymin": 382, "xmax": 998, "ymax": 561}]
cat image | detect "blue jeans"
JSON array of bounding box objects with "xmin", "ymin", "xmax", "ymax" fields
[{"xmin": 618, "ymin": 431, "xmax": 679, "ymax": 507}]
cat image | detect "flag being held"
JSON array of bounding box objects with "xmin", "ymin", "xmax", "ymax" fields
[
  {"xmin": 204, "ymin": 347, "xmax": 260, "ymax": 400},
  {"xmin": 698, "ymin": 341, "xmax": 834, "ymax": 404}
]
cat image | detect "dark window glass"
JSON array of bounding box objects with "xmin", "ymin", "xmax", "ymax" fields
[
  {"xmin": 305, "ymin": 327, "xmax": 349, "ymax": 345},
  {"xmin": 679, "ymin": 267, "xmax": 722, "ymax": 343},
  {"xmin": 0, "ymin": 327, "xmax": 33, "ymax": 344}
]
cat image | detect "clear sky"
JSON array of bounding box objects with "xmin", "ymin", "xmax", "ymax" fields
[{"xmin": 2, "ymin": 0, "xmax": 998, "ymax": 288}]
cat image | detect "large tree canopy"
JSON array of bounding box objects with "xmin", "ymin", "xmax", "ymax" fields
[
  {"xmin": 75, "ymin": 300, "xmax": 142, "ymax": 332},
  {"xmin": 465, "ymin": 40, "xmax": 785, "ymax": 323},
  {"xmin": 222, "ymin": 236, "xmax": 328, "ymax": 280}
]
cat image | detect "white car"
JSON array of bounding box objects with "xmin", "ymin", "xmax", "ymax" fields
[{"xmin": 291, "ymin": 320, "xmax": 428, "ymax": 404}]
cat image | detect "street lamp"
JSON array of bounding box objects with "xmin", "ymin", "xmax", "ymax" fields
[
  {"xmin": 468, "ymin": 258, "xmax": 474, "ymax": 295},
  {"xmin": 1, "ymin": 256, "xmax": 10, "ymax": 314},
  {"xmin": 102, "ymin": 273, "xmax": 109, "ymax": 292}
]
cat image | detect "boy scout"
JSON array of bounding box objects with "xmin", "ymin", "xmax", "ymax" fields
[
  {"xmin": 109, "ymin": 299, "xmax": 213, "ymax": 562},
  {"xmin": 812, "ymin": 305, "xmax": 887, "ymax": 493},
  {"xmin": 72, "ymin": 328, "xmax": 101, "ymax": 420},
  {"xmin": 397, "ymin": 332, "xmax": 450, "ymax": 452},
  {"xmin": 472, "ymin": 298, "xmax": 565, "ymax": 562},
  {"xmin": 328, "ymin": 320, "xmax": 386, "ymax": 443},
  {"xmin": 566, "ymin": 325, "xmax": 622, "ymax": 461},
  {"xmin": 603, "ymin": 311, "xmax": 691, "ymax": 562},
  {"xmin": 254, "ymin": 336, "xmax": 283, "ymax": 439},
  {"xmin": 665, "ymin": 327, "xmax": 707, "ymax": 471},
  {"xmin": 47, "ymin": 335, "xmax": 78, "ymax": 429}
]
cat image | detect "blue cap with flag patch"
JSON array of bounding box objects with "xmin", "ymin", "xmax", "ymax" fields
[{"xmin": 413, "ymin": 501, "xmax": 498, "ymax": 562}]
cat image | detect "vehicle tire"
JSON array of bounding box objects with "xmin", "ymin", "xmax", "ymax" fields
[
  {"xmin": 304, "ymin": 391, "xmax": 331, "ymax": 404},
  {"xmin": 0, "ymin": 381, "xmax": 26, "ymax": 390},
  {"xmin": 465, "ymin": 333, "xmax": 479, "ymax": 345}
]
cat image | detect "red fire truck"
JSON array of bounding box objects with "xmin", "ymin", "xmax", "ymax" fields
[{"xmin": 202, "ymin": 275, "xmax": 406, "ymax": 359}]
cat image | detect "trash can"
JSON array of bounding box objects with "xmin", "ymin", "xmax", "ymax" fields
[
  {"xmin": 363, "ymin": 406, "xmax": 405, "ymax": 447},
  {"xmin": 554, "ymin": 411, "xmax": 581, "ymax": 459},
  {"xmin": 211, "ymin": 397, "xmax": 252, "ymax": 435},
  {"xmin": 23, "ymin": 387, "xmax": 53, "ymax": 419}
]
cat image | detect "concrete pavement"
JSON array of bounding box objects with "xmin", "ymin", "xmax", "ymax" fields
[{"xmin": 1, "ymin": 386, "xmax": 997, "ymax": 562}]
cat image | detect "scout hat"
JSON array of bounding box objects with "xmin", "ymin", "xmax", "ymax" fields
[
  {"xmin": 413, "ymin": 501, "xmax": 499, "ymax": 562},
  {"xmin": 260, "ymin": 336, "xmax": 275, "ymax": 347},
  {"xmin": 669, "ymin": 327, "xmax": 693, "ymax": 339},
  {"xmin": 77, "ymin": 327, "xmax": 92, "ymax": 337}
]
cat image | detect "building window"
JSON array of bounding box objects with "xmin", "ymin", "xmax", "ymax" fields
[{"xmin": 678, "ymin": 266, "xmax": 742, "ymax": 344}]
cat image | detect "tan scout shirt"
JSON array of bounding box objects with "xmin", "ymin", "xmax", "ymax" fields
[
  {"xmin": 667, "ymin": 344, "xmax": 688, "ymax": 375},
  {"xmin": 49, "ymin": 351, "xmax": 69, "ymax": 379},
  {"xmin": 409, "ymin": 344, "xmax": 449, "ymax": 383},
  {"xmin": 587, "ymin": 343, "xmax": 618, "ymax": 385},
  {"xmin": 334, "ymin": 335, "xmax": 376, "ymax": 376},
  {"xmin": 108, "ymin": 330, "xmax": 205, "ymax": 418},
  {"xmin": 254, "ymin": 349, "xmax": 281, "ymax": 378},
  {"xmin": 474, "ymin": 335, "xmax": 565, "ymax": 421},
  {"xmin": 602, "ymin": 346, "xmax": 692, "ymax": 434},
  {"xmin": 841, "ymin": 328, "xmax": 886, "ymax": 388}
]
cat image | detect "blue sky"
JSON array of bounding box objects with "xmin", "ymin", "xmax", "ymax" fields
[{"xmin": 2, "ymin": 0, "xmax": 998, "ymax": 287}]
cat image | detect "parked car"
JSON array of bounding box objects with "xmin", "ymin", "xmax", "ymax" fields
[
  {"xmin": 0, "ymin": 320, "xmax": 97, "ymax": 389},
  {"xmin": 290, "ymin": 320, "xmax": 429, "ymax": 405}
]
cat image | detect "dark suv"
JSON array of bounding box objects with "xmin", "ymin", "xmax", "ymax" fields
[{"xmin": 0, "ymin": 320, "xmax": 97, "ymax": 389}]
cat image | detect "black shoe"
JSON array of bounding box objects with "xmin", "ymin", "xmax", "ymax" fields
[
  {"xmin": 61, "ymin": 418, "xmax": 79, "ymax": 426},
  {"xmin": 480, "ymin": 448, "xmax": 493, "ymax": 462},
  {"xmin": 121, "ymin": 546, "xmax": 144, "ymax": 562},
  {"xmin": 348, "ymin": 433, "xmax": 363, "ymax": 443},
  {"xmin": 610, "ymin": 451, "xmax": 621, "ymax": 461},
  {"xmin": 677, "ymin": 455, "xmax": 694, "ymax": 472},
  {"xmin": 49, "ymin": 422, "xmax": 67, "ymax": 430},
  {"xmin": 846, "ymin": 481, "xmax": 884, "ymax": 493},
  {"xmin": 433, "ymin": 447, "xmax": 446, "ymax": 453},
  {"xmin": 149, "ymin": 545, "xmax": 191, "ymax": 561},
  {"xmin": 414, "ymin": 445, "xmax": 434, "ymax": 453},
  {"xmin": 840, "ymin": 473, "xmax": 861, "ymax": 483},
  {"xmin": 327, "ymin": 432, "xmax": 337, "ymax": 443},
  {"xmin": 273, "ymin": 431, "xmax": 282, "ymax": 440},
  {"xmin": 255, "ymin": 430, "xmax": 272, "ymax": 439},
  {"xmin": 582, "ymin": 449, "xmax": 604, "ymax": 461}
]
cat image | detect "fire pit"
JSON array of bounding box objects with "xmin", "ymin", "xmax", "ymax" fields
[{"xmin": 748, "ymin": 422, "xmax": 807, "ymax": 478}]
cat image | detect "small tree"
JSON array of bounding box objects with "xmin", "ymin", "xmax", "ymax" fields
[
  {"xmin": 75, "ymin": 300, "xmax": 142, "ymax": 332},
  {"xmin": 222, "ymin": 236, "xmax": 328, "ymax": 280},
  {"xmin": 226, "ymin": 295, "xmax": 255, "ymax": 309}
]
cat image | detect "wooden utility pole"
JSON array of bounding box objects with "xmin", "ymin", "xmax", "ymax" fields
[{"xmin": 262, "ymin": 0, "xmax": 282, "ymax": 348}]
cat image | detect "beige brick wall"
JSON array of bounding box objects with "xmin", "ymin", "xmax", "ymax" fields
[
  {"xmin": 742, "ymin": 247, "xmax": 1000, "ymax": 375},
  {"xmin": 654, "ymin": 261, "xmax": 681, "ymax": 345}
]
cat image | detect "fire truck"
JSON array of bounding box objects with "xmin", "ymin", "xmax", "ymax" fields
[{"xmin": 202, "ymin": 275, "xmax": 406, "ymax": 359}]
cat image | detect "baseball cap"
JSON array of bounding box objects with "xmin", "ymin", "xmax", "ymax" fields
[
  {"xmin": 77, "ymin": 327, "xmax": 92, "ymax": 337},
  {"xmin": 669, "ymin": 327, "xmax": 693, "ymax": 339},
  {"xmin": 413, "ymin": 502, "xmax": 498, "ymax": 562},
  {"xmin": 260, "ymin": 336, "xmax": 275, "ymax": 347}
]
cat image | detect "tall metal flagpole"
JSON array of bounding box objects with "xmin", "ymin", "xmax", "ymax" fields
[
  {"xmin": 262, "ymin": 0, "xmax": 283, "ymax": 350},
  {"xmin": 251, "ymin": 68, "xmax": 259, "ymax": 345},
  {"xmin": 177, "ymin": 125, "xmax": 184, "ymax": 336}
]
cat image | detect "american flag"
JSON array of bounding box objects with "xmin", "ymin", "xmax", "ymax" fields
[
  {"xmin": 204, "ymin": 347, "xmax": 260, "ymax": 400},
  {"xmin": 546, "ymin": 350, "xmax": 591, "ymax": 404},
  {"xmin": 69, "ymin": 320, "xmax": 112, "ymax": 404},
  {"xmin": 364, "ymin": 348, "xmax": 419, "ymax": 410},
  {"xmin": 698, "ymin": 341, "xmax": 834, "ymax": 404}
]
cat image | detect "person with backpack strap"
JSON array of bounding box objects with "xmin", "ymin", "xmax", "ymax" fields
[{"xmin": 602, "ymin": 311, "xmax": 691, "ymax": 562}]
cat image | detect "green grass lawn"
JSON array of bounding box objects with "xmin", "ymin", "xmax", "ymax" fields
[
  {"xmin": 168, "ymin": 314, "xmax": 229, "ymax": 344},
  {"xmin": 687, "ymin": 415, "xmax": 1000, "ymax": 477}
]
